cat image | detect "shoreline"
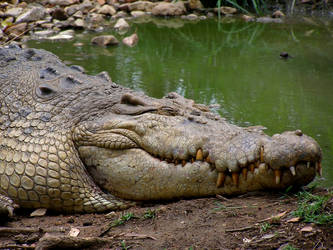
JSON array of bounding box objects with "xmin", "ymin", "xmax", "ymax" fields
[{"xmin": 1, "ymin": 0, "xmax": 332, "ymax": 46}]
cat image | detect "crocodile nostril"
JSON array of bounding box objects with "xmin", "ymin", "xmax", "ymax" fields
[{"xmin": 295, "ymin": 130, "xmax": 303, "ymax": 136}]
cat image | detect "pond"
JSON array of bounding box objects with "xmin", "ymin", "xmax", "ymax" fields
[{"xmin": 27, "ymin": 17, "xmax": 333, "ymax": 187}]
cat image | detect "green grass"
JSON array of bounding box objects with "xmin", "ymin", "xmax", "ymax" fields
[
  {"xmin": 144, "ymin": 209, "xmax": 156, "ymax": 219},
  {"xmin": 260, "ymin": 222, "xmax": 271, "ymax": 232},
  {"xmin": 121, "ymin": 240, "xmax": 130, "ymax": 250},
  {"xmin": 292, "ymin": 191, "xmax": 333, "ymax": 225},
  {"xmin": 111, "ymin": 212, "xmax": 136, "ymax": 227},
  {"xmin": 282, "ymin": 244, "xmax": 299, "ymax": 250}
]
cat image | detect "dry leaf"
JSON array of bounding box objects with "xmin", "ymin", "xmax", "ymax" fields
[
  {"xmin": 301, "ymin": 226, "xmax": 313, "ymax": 232},
  {"xmin": 262, "ymin": 234, "xmax": 275, "ymax": 239},
  {"xmin": 68, "ymin": 227, "xmax": 80, "ymax": 237},
  {"xmin": 243, "ymin": 237, "xmax": 252, "ymax": 243},
  {"xmin": 261, "ymin": 211, "xmax": 288, "ymax": 222},
  {"xmin": 105, "ymin": 211, "xmax": 117, "ymax": 219},
  {"xmin": 275, "ymin": 211, "xmax": 288, "ymax": 218},
  {"xmin": 287, "ymin": 217, "xmax": 300, "ymax": 223},
  {"xmin": 30, "ymin": 208, "xmax": 47, "ymax": 217}
]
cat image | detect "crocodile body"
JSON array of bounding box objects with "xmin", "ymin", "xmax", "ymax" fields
[{"xmin": 0, "ymin": 46, "xmax": 322, "ymax": 216}]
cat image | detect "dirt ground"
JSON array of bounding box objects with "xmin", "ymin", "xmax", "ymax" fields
[{"xmin": 0, "ymin": 188, "xmax": 332, "ymax": 250}]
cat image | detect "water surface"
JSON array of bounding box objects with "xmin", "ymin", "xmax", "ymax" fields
[{"xmin": 28, "ymin": 17, "xmax": 333, "ymax": 187}]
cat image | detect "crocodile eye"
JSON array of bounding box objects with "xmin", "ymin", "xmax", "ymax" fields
[{"xmin": 36, "ymin": 83, "xmax": 57, "ymax": 98}]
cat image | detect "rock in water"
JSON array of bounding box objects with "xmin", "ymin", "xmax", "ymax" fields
[
  {"xmin": 114, "ymin": 18, "xmax": 130, "ymax": 32},
  {"xmin": 151, "ymin": 2, "xmax": 186, "ymax": 16},
  {"xmin": 91, "ymin": 35, "xmax": 119, "ymax": 47},
  {"xmin": 122, "ymin": 33, "xmax": 138, "ymax": 47}
]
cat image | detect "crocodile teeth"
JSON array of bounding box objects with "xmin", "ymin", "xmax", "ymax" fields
[
  {"xmin": 290, "ymin": 166, "xmax": 296, "ymax": 176},
  {"xmin": 249, "ymin": 164, "xmax": 255, "ymax": 172},
  {"xmin": 316, "ymin": 162, "xmax": 322, "ymax": 176},
  {"xmin": 196, "ymin": 149, "xmax": 203, "ymax": 161},
  {"xmin": 232, "ymin": 172, "xmax": 239, "ymax": 186},
  {"xmin": 242, "ymin": 168, "xmax": 248, "ymax": 180},
  {"xmin": 216, "ymin": 172, "xmax": 225, "ymax": 188},
  {"xmin": 274, "ymin": 170, "xmax": 281, "ymax": 184},
  {"xmin": 260, "ymin": 146, "xmax": 264, "ymax": 162}
]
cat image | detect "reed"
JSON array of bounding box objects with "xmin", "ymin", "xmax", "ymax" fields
[{"xmin": 214, "ymin": 0, "xmax": 266, "ymax": 15}]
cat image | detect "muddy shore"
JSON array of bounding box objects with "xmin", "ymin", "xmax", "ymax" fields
[{"xmin": 1, "ymin": 188, "xmax": 332, "ymax": 249}]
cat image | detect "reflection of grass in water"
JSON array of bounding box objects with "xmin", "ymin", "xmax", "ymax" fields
[
  {"xmin": 215, "ymin": 0, "xmax": 266, "ymax": 15},
  {"xmin": 174, "ymin": 20, "xmax": 266, "ymax": 56}
]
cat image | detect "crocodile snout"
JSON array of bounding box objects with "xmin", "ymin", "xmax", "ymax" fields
[{"xmin": 263, "ymin": 130, "xmax": 322, "ymax": 184}]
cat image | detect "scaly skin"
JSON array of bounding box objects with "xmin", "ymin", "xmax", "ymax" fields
[{"xmin": 0, "ymin": 47, "xmax": 322, "ymax": 217}]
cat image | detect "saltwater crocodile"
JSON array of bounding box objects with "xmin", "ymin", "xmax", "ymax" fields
[{"xmin": 0, "ymin": 46, "xmax": 322, "ymax": 216}]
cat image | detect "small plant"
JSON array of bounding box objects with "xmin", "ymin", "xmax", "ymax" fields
[
  {"xmin": 270, "ymin": 215, "xmax": 281, "ymax": 224},
  {"xmin": 144, "ymin": 209, "xmax": 156, "ymax": 219},
  {"xmin": 213, "ymin": 202, "xmax": 227, "ymax": 211},
  {"xmin": 292, "ymin": 191, "xmax": 333, "ymax": 225},
  {"xmin": 111, "ymin": 212, "xmax": 136, "ymax": 227},
  {"xmin": 284, "ymin": 185, "xmax": 294, "ymax": 194},
  {"xmin": 260, "ymin": 222, "xmax": 271, "ymax": 232},
  {"xmin": 282, "ymin": 244, "xmax": 299, "ymax": 250},
  {"xmin": 121, "ymin": 240, "xmax": 130, "ymax": 250}
]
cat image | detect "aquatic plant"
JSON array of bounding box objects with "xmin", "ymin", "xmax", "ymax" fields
[{"xmin": 202, "ymin": 0, "xmax": 265, "ymax": 15}]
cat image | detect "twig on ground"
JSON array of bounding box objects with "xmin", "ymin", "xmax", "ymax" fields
[
  {"xmin": 257, "ymin": 211, "xmax": 288, "ymax": 223},
  {"xmin": 225, "ymin": 225, "xmax": 256, "ymax": 232},
  {"xmin": 99, "ymin": 224, "xmax": 113, "ymax": 237},
  {"xmin": 226, "ymin": 211, "xmax": 289, "ymax": 232},
  {"xmin": 216, "ymin": 194, "xmax": 230, "ymax": 201},
  {"xmin": 0, "ymin": 226, "xmax": 66, "ymax": 235}
]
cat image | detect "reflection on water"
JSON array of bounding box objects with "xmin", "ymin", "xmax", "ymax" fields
[{"xmin": 28, "ymin": 17, "xmax": 333, "ymax": 187}]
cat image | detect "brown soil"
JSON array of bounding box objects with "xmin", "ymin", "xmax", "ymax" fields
[{"xmin": 1, "ymin": 189, "xmax": 332, "ymax": 250}]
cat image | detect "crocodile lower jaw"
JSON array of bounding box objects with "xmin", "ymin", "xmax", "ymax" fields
[{"xmin": 78, "ymin": 146, "xmax": 317, "ymax": 200}]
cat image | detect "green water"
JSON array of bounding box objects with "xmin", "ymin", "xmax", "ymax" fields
[{"xmin": 28, "ymin": 17, "xmax": 333, "ymax": 187}]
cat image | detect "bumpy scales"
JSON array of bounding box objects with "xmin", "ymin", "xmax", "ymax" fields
[
  {"xmin": 0, "ymin": 47, "xmax": 132, "ymax": 214},
  {"xmin": 0, "ymin": 46, "xmax": 322, "ymax": 217}
]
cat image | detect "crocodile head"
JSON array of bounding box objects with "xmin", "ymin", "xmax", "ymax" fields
[
  {"xmin": 0, "ymin": 47, "xmax": 322, "ymax": 214},
  {"xmin": 76, "ymin": 92, "xmax": 322, "ymax": 200}
]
